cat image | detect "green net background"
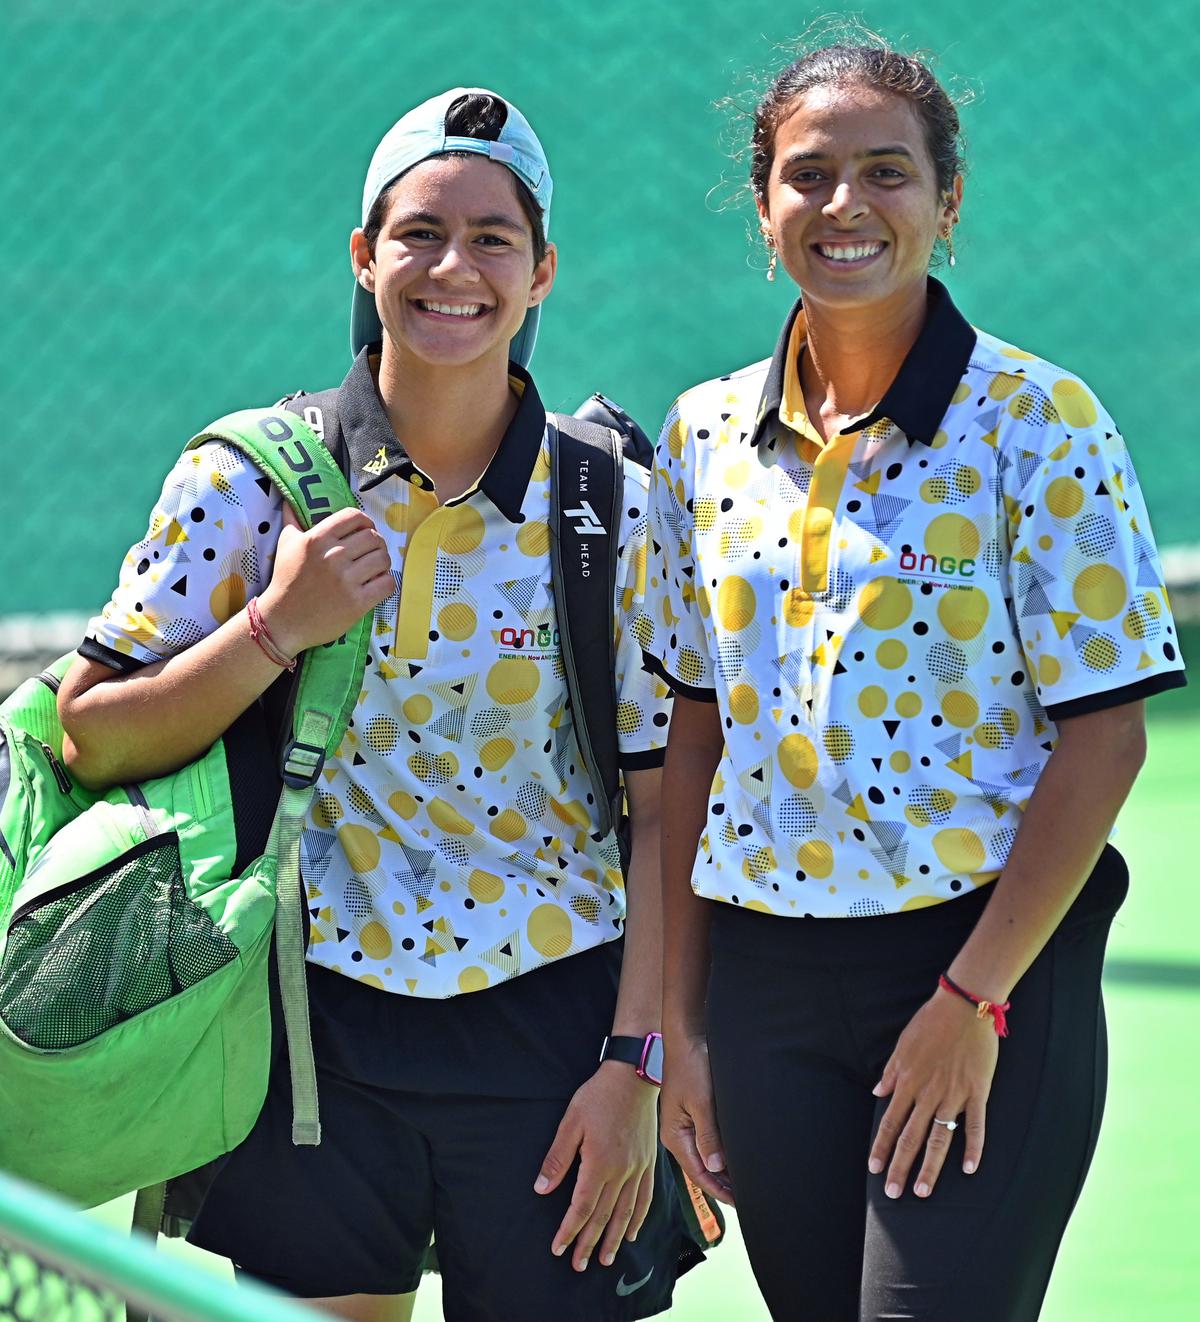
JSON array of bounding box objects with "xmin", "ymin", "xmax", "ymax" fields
[{"xmin": 0, "ymin": 0, "xmax": 1197, "ymax": 619}]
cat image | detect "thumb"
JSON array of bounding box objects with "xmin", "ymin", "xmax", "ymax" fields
[
  {"xmin": 534, "ymin": 1110, "xmax": 582, "ymax": 1196},
  {"xmin": 692, "ymin": 1108, "xmax": 726, "ymax": 1175},
  {"xmin": 280, "ymin": 501, "xmax": 304, "ymax": 532}
]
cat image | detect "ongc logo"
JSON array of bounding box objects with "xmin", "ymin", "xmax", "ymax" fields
[
  {"xmin": 498, "ymin": 624, "xmax": 560, "ymax": 650},
  {"xmin": 898, "ymin": 549, "xmax": 976, "ymax": 579}
]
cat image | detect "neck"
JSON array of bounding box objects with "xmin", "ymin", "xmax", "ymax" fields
[
  {"xmin": 375, "ymin": 343, "xmax": 518, "ymax": 502},
  {"xmin": 800, "ymin": 282, "xmax": 928, "ymax": 438}
]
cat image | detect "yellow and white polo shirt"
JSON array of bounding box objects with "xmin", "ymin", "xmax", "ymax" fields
[
  {"xmin": 84, "ymin": 352, "xmax": 671, "ymax": 996},
  {"xmin": 641, "ymin": 279, "xmax": 1185, "ymax": 918}
]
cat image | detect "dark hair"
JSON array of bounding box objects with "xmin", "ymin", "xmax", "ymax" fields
[
  {"xmin": 750, "ymin": 42, "xmax": 965, "ymax": 205},
  {"xmin": 363, "ymin": 93, "xmax": 548, "ymax": 262}
]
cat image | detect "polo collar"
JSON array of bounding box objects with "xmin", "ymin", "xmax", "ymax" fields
[
  {"xmin": 338, "ymin": 347, "xmax": 546, "ymax": 522},
  {"xmin": 749, "ymin": 277, "xmax": 977, "ymax": 448}
]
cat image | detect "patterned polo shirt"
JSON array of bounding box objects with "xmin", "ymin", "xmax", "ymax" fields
[
  {"xmin": 83, "ymin": 351, "xmax": 671, "ymax": 996},
  {"xmin": 640, "ymin": 279, "xmax": 1185, "ymax": 918}
]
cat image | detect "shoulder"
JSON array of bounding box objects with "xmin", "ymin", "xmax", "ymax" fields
[
  {"xmin": 673, "ymin": 356, "xmax": 772, "ymax": 424},
  {"xmin": 963, "ymin": 330, "xmax": 1117, "ymax": 445}
]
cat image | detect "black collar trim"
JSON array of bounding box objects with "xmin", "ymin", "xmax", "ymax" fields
[
  {"xmin": 338, "ymin": 347, "xmax": 545, "ymax": 522},
  {"xmin": 749, "ymin": 277, "xmax": 977, "ymax": 448}
]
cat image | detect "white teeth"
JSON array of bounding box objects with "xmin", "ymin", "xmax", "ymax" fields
[
  {"xmin": 420, "ymin": 301, "xmax": 484, "ymax": 317},
  {"xmin": 817, "ymin": 243, "xmax": 883, "ymax": 262}
]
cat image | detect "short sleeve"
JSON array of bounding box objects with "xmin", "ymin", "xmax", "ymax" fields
[
  {"xmin": 612, "ymin": 459, "xmax": 673, "ymax": 768},
  {"xmin": 1004, "ymin": 405, "xmax": 1186, "ymax": 717},
  {"xmin": 638, "ymin": 399, "xmax": 718, "ymax": 701},
  {"xmin": 83, "ymin": 442, "xmax": 284, "ymax": 669}
]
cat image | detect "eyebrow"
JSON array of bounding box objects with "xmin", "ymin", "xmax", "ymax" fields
[
  {"xmin": 779, "ymin": 145, "xmax": 917, "ymax": 167},
  {"xmin": 389, "ymin": 209, "xmax": 527, "ymax": 234}
]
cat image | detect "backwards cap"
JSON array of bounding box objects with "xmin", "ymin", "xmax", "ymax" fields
[{"xmin": 351, "ymin": 87, "xmax": 553, "ymax": 367}]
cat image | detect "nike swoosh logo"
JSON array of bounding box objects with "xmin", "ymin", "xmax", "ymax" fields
[{"xmin": 615, "ymin": 1266, "xmax": 655, "ymax": 1297}]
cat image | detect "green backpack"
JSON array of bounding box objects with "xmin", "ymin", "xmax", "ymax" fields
[{"xmin": 0, "ymin": 408, "xmax": 369, "ymax": 1210}]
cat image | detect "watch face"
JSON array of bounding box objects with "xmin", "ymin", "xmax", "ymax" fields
[{"xmin": 640, "ymin": 1033, "xmax": 664, "ymax": 1086}]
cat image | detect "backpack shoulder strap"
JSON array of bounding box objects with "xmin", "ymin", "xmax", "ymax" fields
[
  {"xmin": 547, "ymin": 412, "xmax": 624, "ymax": 848},
  {"xmin": 277, "ymin": 388, "xmax": 350, "ymax": 481},
  {"xmin": 183, "ymin": 407, "xmax": 372, "ymax": 1149}
]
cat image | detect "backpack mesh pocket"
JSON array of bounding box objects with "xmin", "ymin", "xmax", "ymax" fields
[{"xmin": 0, "ymin": 834, "xmax": 239, "ymax": 1050}]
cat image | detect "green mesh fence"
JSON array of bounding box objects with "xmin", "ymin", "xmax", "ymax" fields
[
  {"xmin": 0, "ymin": 1173, "xmax": 311, "ymax": 1322},
  {"xmin": 0, "ymin": 0, "xmax": 1197, "ymax": 622}
]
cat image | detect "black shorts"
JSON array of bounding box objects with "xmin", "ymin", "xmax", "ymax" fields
[{"xmin": 189, "ymin": 952, "xmax": 699, "ymax": 1320}]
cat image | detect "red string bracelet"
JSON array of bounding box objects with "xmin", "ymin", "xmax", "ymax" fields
[
  {"xmin": 247, "ymin": 596, "xmax": 297, "ymax": 672},
  {"xmin": 938, "ymin": 972, "xmax": 1010, "ymax": 1037}
]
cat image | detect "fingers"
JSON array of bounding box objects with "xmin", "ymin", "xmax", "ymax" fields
[
  {"xmin": 596, "ymin": 1177, "xmax": 641, "ymax": 1268},
  {"xmin": 281, "ymin": 502, "xmax": 303, "ymax": 530},
  {"xmin": 912, "ymin": 1107, "xmax": 963, "ymax": 1198},
  {"xmin": 868, "ymin": 1092, "xmax": 908, "ymax": 1179},
  {"xmin": 551, "ymin": 1171, "xmax": 608, "ymax": 1268},
  {"xmin": 661, "ymin": 1120, "xmax": 735, "ymax": 1206},
  {"xmin": 626, "ymin": 1166, "xmax": 654, "ymax": 1243},
  {"xmin": 962, "ymin": 1095, "xmax": 986, "ymax": 1175},
  {"xmin": 534, "ymin": 1113, "xmax": 581, "ymax": 1198}
]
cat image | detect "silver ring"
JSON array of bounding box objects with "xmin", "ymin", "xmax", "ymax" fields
[{"xmin": 932, "ymin": 1117, "xmax": 958, "ymax": 1131}]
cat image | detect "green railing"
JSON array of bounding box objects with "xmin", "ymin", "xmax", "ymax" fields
[{"xmin": 0, "ymin": 1173, "xmax": 310, "ymax": 1322}]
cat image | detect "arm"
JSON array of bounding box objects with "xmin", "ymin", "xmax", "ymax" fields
[
  {"xmin": 61, "ymin": 505, "xmax": 392, "ymax": 788},
  {"xmin": 535, "ymin": 767, "xmax": 663, "ymax": 1270},
  {"xmin": 659, "ymin": 693, "xmax": 735, "ymax": 1204},
  {"xmin": 868, "ymin": 700, "xmax": 1147, "ymax": 1198}
]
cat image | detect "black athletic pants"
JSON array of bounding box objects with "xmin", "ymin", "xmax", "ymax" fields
[{"xmin": 705, "ymin": 847, "xmax": 1128, "ymax": 1322}]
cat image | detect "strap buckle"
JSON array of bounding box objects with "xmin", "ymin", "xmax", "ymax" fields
[{"xmin": 280, "ymin": 739, "xmax": 326, "ymax": 789}]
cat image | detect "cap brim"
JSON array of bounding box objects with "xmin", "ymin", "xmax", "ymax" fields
[{"xmin": 350, "ymin": 285, "xmax": 541, "ymax": 369}]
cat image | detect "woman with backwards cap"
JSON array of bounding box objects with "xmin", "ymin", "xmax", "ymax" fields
[
  {"xmin": 643, "ymin": 35, "xmax": 1186, "ymax": 1322},
  {"xmin": 59, "ymin": 88, "xmax": 694, "ymax": 1321}
]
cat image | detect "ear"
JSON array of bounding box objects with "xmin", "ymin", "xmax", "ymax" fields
[
  {"xmin": 942, "ymin": 176, "xmax": 964, "ymax": 230},
  {"xmin": 756, "ymin": 196, "xmax": 772, "ymax": 238},
  {"xmin": 350, "ymin": 227, "xmax": 374, "ymax": 290},
  {"xmin": 527, "ymin": 241, "xmax": 558, "ymax": 308}
]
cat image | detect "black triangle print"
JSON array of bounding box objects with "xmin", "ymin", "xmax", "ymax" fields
[
  {"xmin": 826, "ymin": 629, "xmax": 836, "ymax": 641},
  {"xmin": 872, "ymin": 758, "xmax": 882, "ymax": 771},
  {"xmin": 452, "ymin": 683, "xmax": 465, "ymax": 695},
  {"xmin": 336, "ymin": 927, "xmax": 350, "ymax": 942},
  {"xmin": 454, "ymin": 936, "xmax": 469, "ymax": 951},
  {"xmin": 883, "ymin": 720, "xmax": 900, "ymax": 739},
  {"xmin": 500, "ymin": 943, "xmax": 512, "ymax": 957},
  {"xmin": 380, "ymin": 644, "xmax": 390, "ymax": 655},
  {"xmin": 543, "ymin": 836, "xmax": 554, "ymax": 847},
  {"xmin": 409, "ymin": 665, "xmax": 423, "ymax": 677},
  {"xmin": 256, "ymin": 476, "xmax": 273, "ymax": 496},
  {"xmin": 751, "ymin": 767, "xmax": 764, "ymax": 781},
  {"xmin": 1095, "ymin": 481, "xmax": 1109, "ymax": 496},
  {"xmin": 353, "ymin": 752, "xmax": 366, "ymax": 766},
  {"xmin": 833, "ymin": 660, "xmax": 848, "ymax": 675},
  {"xmin": 170, "ymin": 575, "xmax": 188, "ymax": 596},
  {"xmin": 423, "ymin": 920, "xmax": 435, "ymax": 932},
  {"xmin": 310, "ymin": 907, "xmax": 321, "ymax": 918}
]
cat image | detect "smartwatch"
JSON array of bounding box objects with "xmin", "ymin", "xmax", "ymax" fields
[{"xmin": 599, "ymin": 1032, "xmax": 663, "ymax": 1086}]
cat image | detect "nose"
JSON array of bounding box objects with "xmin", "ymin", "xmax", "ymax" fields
[
  {"xmin": 430, "ymin": 239, "xmax": 480, "ymax": 284},
  {"xmin": 823, "ymin": 180, "xmax": 869, "ymax": 226}
]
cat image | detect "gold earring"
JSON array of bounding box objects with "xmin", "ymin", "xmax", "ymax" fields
[
  {"xmin": 767, "ymin": 247, "xmax": 777, "ymax": 281},
  {"xmin": 943, "ymin": 227, "xmax": 956, "ymax": 269}
]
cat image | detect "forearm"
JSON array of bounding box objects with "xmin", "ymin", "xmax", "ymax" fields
[
  {"xmin": 60, "ymin": 607, "xmax": 289, "ymax": 788},
  {"xmin": 947, "ymin": 702, "xmax": 1147, "ymax": 1003},
  {"xmin": 661, "ymin": 696, "xmax": 723, "ymax": 1039},
  {"xmin": 611, "ymin": 794, "xmax": 663, "ymax": 1036}
]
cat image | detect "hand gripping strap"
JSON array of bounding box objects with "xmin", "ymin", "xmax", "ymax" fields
[
  {"xmin": 183, "ymin": 409, "xmax": 374, "ymax": 1147},
  {"xmin": 547, "ymin": 413, "xmax": 624, "ymax": 845}
]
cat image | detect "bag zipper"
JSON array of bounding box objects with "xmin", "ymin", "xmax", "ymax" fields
[{"xmin": 38, "ymin": 743, "xmax": 72, "ymax": 794}]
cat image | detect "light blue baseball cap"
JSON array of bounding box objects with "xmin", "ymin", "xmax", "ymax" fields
[{"xmin": 351, "ymin": 87, "xmax": 553, "ymax": 367}]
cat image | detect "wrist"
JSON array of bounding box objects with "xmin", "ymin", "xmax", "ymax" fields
[{"xmin": 254, "ymin": 589, "xmax": 304, "ymax": 660}]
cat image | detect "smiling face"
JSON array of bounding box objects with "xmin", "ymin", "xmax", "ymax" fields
[
  {"xmin": 758, "ymin": 82, "xmax": 961, "ymax": 318},
  {"xmin": 351, "ymin": 154, "xmax": 556, "ymax": 373}
]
